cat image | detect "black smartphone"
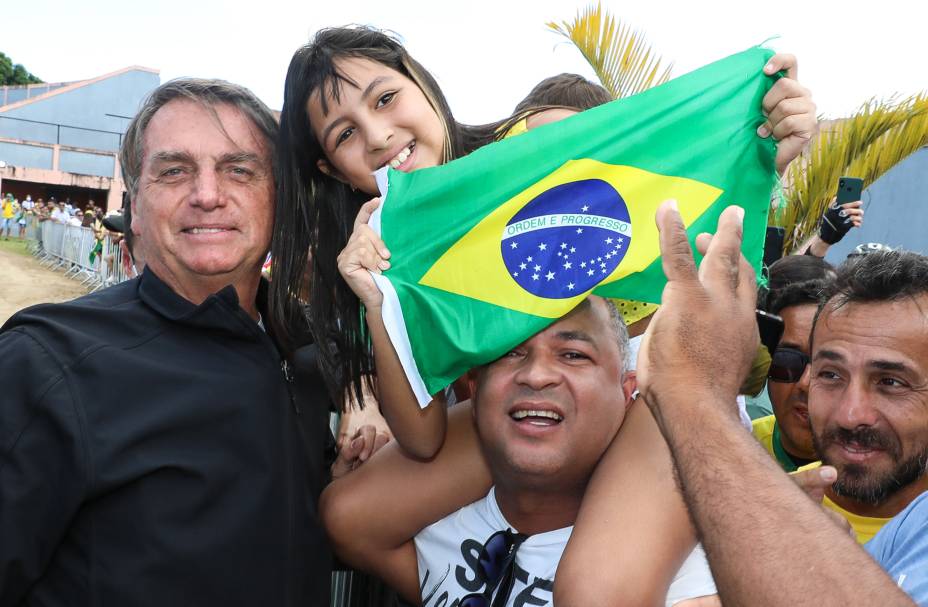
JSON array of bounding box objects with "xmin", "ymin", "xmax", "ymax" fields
[
  {"xmin": 756, "ymin": 309, "xmax": 784, "ymax": 356},
  {"xmin": 763, "ymin": 226, "xmax": 785, "ymax": 269},
  {"xmin": 836, "ymin": 176, "xmax": 863, "ymax": 205}
]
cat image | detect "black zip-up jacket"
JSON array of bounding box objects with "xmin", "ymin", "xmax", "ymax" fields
[{"xmin": 0, "ymin": 269, "xmax": 333, "ymax": 606}]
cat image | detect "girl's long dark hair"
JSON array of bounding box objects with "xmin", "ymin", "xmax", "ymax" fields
[{"xmin": 271, "ymin": 26, "xmax": 547, "ymax": 407}]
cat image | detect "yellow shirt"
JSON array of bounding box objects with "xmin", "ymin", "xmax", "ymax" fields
[
  {"xmin": 796, "ymin": 462, "xmax": 893, "ymax": 544},
  {"xmin": 751, "ymin": 414, "xmax": 809, "ymax": 472},
  {"xmin": 2, "ymin": 200, "xmax": 14, "ymax": 219},
  {"xmin": 752, "ymin": 415, "xmax": 777, "ymax": 459},
  {"xmin": 503, "ymin": 117, "xmax": 529, "ymax": 138}
]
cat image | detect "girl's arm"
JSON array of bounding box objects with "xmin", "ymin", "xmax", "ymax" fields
[
  {"xmin": 338, "ymin": 198, "xmax": 447, "ymax": 459},
  {"xmin": 365, "ymin": 303, "xmax": 447, "ymax": 457}
]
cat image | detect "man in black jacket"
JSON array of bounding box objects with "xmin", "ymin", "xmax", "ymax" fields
[{"xmin": 0, "ymin": 79, "xmax": 333, "ymax": 606}]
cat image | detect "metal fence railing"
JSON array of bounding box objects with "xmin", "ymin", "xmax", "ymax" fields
[{"xmin": 29, "ymin": 219, "xmax": 126, "ymax": 291}]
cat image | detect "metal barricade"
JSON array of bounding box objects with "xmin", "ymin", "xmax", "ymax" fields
[
  {"xmin": 100, "ymin": 235, "xmax": 126, "ymax": 287},
  {"xmin": 39, "ymin": 221, "xmax": 66, "ymax": 267},
  {"xmin": 29, "ymin": 220, "xmax": 127, "ymax": 291},
  {"xmin": 23, "ymin": 216, "xmax": 42, "ymax": 254}
]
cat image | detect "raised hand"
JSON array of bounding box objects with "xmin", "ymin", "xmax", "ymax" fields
[
  {"xmin": 758, "ymin": 54, "xmax": 817, "ymax": 175},
  {"xmin": 336, "ymin": 197, "xmax": 391, "ymax": 309},
  {"xmin": 637, "ymin": 201, "xmax": 759, "ymax": 420}
]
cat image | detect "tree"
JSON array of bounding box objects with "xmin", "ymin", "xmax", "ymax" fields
[
  {"xmin": 552, "ymin": 3, "xmax": 928, "ymax": 256},
  {"xmin": 0, "ymin": 52, "xmax": 43, "ymax": 85},
  {"xmin": 776, "ymin": 95, "xmax": 928, "ymax": 251},
  {"xmin": 547, "ymin": 2, "xmax": 672, "ymax": 100}
]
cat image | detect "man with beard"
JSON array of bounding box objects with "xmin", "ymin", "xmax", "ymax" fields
[{"xmin": 801, "ymin": 250, "xmax": 928, "ymax": 543}]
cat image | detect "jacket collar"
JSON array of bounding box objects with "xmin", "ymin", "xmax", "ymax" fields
[{"xmin": 138, "ymin": 267, "xmax": 267, "ymax": 338}]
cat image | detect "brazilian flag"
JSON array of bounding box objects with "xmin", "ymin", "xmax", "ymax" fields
[{"xmin": 369, "ymin": 46, "xmax": 779, "ymax": 404}]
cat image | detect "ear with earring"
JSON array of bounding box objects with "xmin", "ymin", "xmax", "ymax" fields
[{"xmin": 317, "ymin": 158, "xmax": 357, "ymax": 193}]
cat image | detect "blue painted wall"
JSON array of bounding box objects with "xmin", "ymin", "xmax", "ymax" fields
[
  {"xmin": 826, "ymin": 146, "xmax": 928, "ymax": 262},
  {"xmin": 0, "ymin": 115, "xmax": 57, "ymax": 144},
  {"xmin": 59, "ymin": 150, "xmax": 115, "ymax": 177},
  {"xmin": 0, "ymin": 69, "xmax": 159, "ymax": 153},
  {"xmin": 0, "ymin": 141, "xmax": 53, "ymax": 169},
  {"xmin": 1, "ymin": 83, "xmax": 68, "ymax": 105}
]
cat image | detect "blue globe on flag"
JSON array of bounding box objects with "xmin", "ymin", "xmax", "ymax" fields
[{"xmin": 500, "ymin": 179, "xmax": 633, "ymax": 299}]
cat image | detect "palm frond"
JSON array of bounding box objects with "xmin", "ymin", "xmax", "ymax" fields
[
  {"xmin": 778, "ymin": 94, "xmax": 928, "ymax": 251},
  {"xmin": 547, "ymin": 2, "xmax": 672, "ymax": 99}
]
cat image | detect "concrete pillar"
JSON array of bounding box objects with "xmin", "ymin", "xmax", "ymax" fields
[
  {"xmin": 105, "ymin": 181, "xmax": 123, "ymax": 212},
  {"xmin": 52, "ymin": 145, "xmax": 61, "ymax": 171},
  {"xmin": 106, "ymin": 153, "xmax": 124, "ymax": 212}
]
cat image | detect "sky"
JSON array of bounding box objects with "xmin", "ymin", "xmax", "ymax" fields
[{"xmin": 5, "ymin": 0, "xmax": 924, "ymax": 123}]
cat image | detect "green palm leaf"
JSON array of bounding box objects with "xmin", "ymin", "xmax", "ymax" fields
[
  {"xmin": 547, "ymin": 2, "xmax": 672, "ymax": 99},
  {"xmin": 778, "ymin": 94, "xmax": 928, "ymax": 251}
]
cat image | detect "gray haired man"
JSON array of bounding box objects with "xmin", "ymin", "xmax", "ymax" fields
[{"xmin": 0, "ymin": 80, "xmax": 333, "ymax": 606}]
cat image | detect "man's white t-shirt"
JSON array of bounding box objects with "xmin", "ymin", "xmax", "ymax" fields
[
  {"xmin": 415, "ymin": 488, "xmax": 716, "ymax": 607},
  {"xmin": 627, "ymin": 334, "xmax": 752, "ymax": 430}
]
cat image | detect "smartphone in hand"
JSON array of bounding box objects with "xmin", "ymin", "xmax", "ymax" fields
[{"xmin": 836, "ymin": 177, "xmax": 863, "ymax": 205}]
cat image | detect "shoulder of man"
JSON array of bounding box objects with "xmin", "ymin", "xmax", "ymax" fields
[
  {"xmin": 1, "ymin": 279, "xmax": 150, "ymax": 366},
  {"xmin": 865, "ymin": 491, "xmax": 928, "ymax": 602},
  {"xmin": 418, "ymin": 489, "xmax": 499, "ymax": 540}
]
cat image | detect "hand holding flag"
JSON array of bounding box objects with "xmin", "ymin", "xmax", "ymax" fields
[
  {"xmin": 338, "ymin": 197, "xmax": 391, "ymax": 310},
  {"xmin": 756, "ymin": 54, "xmax": 817, "ymax": 175},
  {"xmin": 365, "ymin": 47, "xmax": 809, "ymax": 405}
]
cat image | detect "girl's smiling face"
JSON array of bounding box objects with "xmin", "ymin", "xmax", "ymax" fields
[{"xmin": 308, "ymin": 56, "xmax": 445, "ymax": 196}]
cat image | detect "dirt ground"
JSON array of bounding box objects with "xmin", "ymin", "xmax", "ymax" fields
[{"xmin": 0, "ymin": 241, "xmax": 90, "ymax": 325}]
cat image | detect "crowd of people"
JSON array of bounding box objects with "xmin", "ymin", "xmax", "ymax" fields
[
  {"xmin": 0, "ymin": 192, "xmax": 112, "ymax": 237},
  {"xmin": 0, "ymin": 25, "xmax": 925, "ymax": 607}
]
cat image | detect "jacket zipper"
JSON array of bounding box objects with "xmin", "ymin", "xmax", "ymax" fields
[
  {"xmin": 281, "ymin": 358, "xmax": 297, "ymax": 607},
  {"xmin": 281, "ymin": 359, "xmax": 301, "ymax": 414}
]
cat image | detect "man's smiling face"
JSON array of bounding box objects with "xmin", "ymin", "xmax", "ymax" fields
[
  {"xmin": 473, "ymin": 297, "xmax": 634, "ymax": 491},
  {"xmin": 132, "ymin": 99, "xmax": 274, "ymax": 296},
  {"xmin": 809, "ymin": 296, "xmax": 928, "ymax": 505}
]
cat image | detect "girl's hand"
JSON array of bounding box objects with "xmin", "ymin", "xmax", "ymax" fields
[
  {"xmin": 758, "ymin": 54, "xmax": 818, "ymax": 176},
  {"xmin": 330, "ymin": 424, "xmax": 392, "ymax": 480},
  {"xmin": 337, "ymin": 198, "xmax": 392, "ymax": 309},
  {"xmin": 337, "ymin": 380, "xmax": 393, "ymax": 451}
]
